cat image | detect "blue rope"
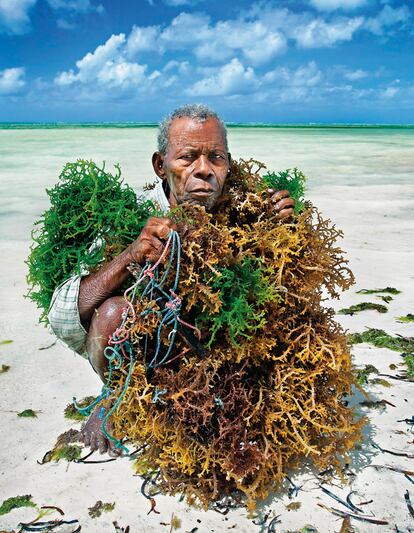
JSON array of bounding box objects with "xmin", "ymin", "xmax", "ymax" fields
[{"xmin": 74, "ymin": 230, "xmax": 183, "ymax": 450}]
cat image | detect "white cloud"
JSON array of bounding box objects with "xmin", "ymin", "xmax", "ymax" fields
[
  {"xmin": 309, "ymin": 0, "xmax": 368, "ymax": 11},
  {"xmin": 163, "ymin": 0, "xmax": 204, "ymax": 5},
  {"xmin": 126, "ymin": 25, "xmax": 161, "ymax": 56},
  {"xmin": 0, "ymin": 67, "xmax": 26, "ymax": 94},
  {"xmin": 293, "ymin": 16, "xmax": 364, "ymax": 47},
  {"xmin": 364, "ymin": 4, "xmax": 410, "ymax": 35},
  {"xmin": 159, "ymin": 12, "xmax": 286, "ymax": 66},
  {"xmin": 263, "ymin": 61, "xmax": 323, "ymax": 87},
  {"xmin": 186, "ymin": 58, "xmax": 256, "ymax": 96},
  {"xmin": 0, "ymin": 0, "xmax": 36, "ymax": 34},
  {"xmin": 46, "ymin": 0, "xmax": 104, "ymax": 14},
  {"xmin": 343, "ymin": 68, "xmax": 368, "ymax": 81},
  {"xmin": 54, "ymin": 33, "xmax": 153, "ymax": 93},
  {"xmin": 380, "ymin": 86, "xmax": 398, "ymax": 99}
]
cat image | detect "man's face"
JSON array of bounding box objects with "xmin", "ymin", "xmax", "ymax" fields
[{"xmin": 153, "ymin": 117, "xmax": 230, "ymax": 211}]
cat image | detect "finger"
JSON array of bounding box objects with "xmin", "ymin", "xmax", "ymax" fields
[
  {"xmin": 277, "ymin": 208, "xmax": 294, "ymax": 219},
  {"xmin": 108, "ymin": 444, "xmax": 123, "ymax": 458},
  {"xmin": 80, "ymin": 430, "xmax": 90, "ymax": 447},
  {"xmin": 271, "ymin": 189, "xmax": 291, "ymax": 202},
  {"xmin": 98, "ymin": 435, "xmax": 108, "ymax": 455},
  {"xmin": 274, "ymin": 198, "xmax": 295, "ymax": 211},
  {"xmin": 146, "ymin": 218, "xmax": 176, "ymax": 239},
  {"xmin": 91, "ymin": 433, "xmax": 101, "ymax": 453}
]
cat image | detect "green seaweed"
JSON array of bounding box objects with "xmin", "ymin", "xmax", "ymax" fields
[
  {"xmin": 26, "ymin": 160, "xmax": 159, "ymax": 322},
  {"xmin": 0, "ymin": 339, "xmax": 13, "ymax": 345},
  {"xmin": 377, "ymin": 295, "xmax": 393, "ymax": 303},
  {"xmin": 261, "ymin": 168, "xmax": 306, "ymax": 213},
  {"xmin": 396, "ymin": 314, "xmax": 414, "ymax": 323},
  {"xmin": 64, "ymin": 396, "xmax": 96, "ymax": 421},
  {"xmin": 369, "ymin": 378, "xmax": 392, "ymax": 387},
  {"xmin": 348, "ymin": 328, "xmax": 414, "ymax": 353},
  {"xmin": 17, "ymin": 409, "xmax": 37, "ymax": 418},
  {"xmin": 403, "ymin": 354, "xmax": 414, "ymax": 377},
  {"xmin": 0, "ymin": 364, "xmax": 10, "ymax": 374},
  {"xmin": 338, "ymin": 302, "xmax": 388, "ymax": 315},
  {"xmin": 0, "ymin": 495, "xmax": 36, "ymax": 516},
  {"xmin": 356, "ymin": 287, "xmax": 401, "ymax": 295},
  {"xmin": 197, "ymin": 258, "xmax": 279, "ymax": 347},
  {"xmin": 88, "ymin": 500, "xmax": 116, "ymax": 518},
  {"xmin": 51, "ymin": 444, "xmax": 82, "ymax": 462},
  {"xmin": 355, "ymin": 364, "xmax": 379, "ymax": 385}
]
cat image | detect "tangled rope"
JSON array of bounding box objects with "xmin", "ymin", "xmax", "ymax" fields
[{"xmin": 74, "ymin": 229, "xmax": 198, "ymax": 452}]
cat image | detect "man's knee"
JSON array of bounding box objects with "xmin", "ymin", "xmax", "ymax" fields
[
  {"xmin": 88, "ymin": 296, "xmax": 126, "ymax": 339},
  {"xmin": 86, "ymin": 296, "xmax": 126, "ymax": 378}
]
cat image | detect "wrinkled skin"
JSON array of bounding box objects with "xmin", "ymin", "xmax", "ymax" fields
[{"xmin": 78, "ymin": 116, "xmax": 294, "ymax": 455}]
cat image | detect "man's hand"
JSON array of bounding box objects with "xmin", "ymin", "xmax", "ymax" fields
[
  {"xmin": 127, "ymin": 217, "xmax": 176, "ymax": 265},
  {"xmin": 268, "ymin": 189, "xmax": 295, "ymax": 219}
]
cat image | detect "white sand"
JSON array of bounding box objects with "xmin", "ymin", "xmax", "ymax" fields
[{"xmin": 1, "ymin": 129, "xmax": 414, "ymax": 532}]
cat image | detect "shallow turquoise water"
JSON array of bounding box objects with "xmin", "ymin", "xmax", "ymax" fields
[{"xmin": 0, "ymin": 126, "xmax": 413, "ymax": 241}]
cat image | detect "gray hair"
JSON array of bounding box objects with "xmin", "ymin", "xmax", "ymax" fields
[{"xmin": 157, "ymin": 103, "xmax": 228, "ymax": 155}]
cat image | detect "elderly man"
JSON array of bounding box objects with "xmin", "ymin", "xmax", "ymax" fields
[{"xmin": 48, "ymin": 103, "xmax": 294, "ymax": 453}]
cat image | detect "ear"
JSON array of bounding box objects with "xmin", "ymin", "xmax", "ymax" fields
[{"xmin": 152, "ymin": 152, "xmax": 166, "ymax": 179}]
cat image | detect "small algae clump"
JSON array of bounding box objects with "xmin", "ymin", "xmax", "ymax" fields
[
  {"xmin": 338, "ymin": 302, "xmax": 388, "ymax": 315},
  {"xmin": 396, "ymin": 313, "xmax": 414, "ymax": 323},
  {"xmin": 88, "ymin": 500, "xmax": 115, "ymax": 518},
  {"xmin": 64, "ymin": 396, "xmax": 96, "ymax": 422},
  {"xmin": 355, "ymin": 364, "xmax": 379, "ymax": 386},
  {"xmin": 51, "ymin": 445, "xmax": 82, "ymax": 462},
  {"xmin": 17, "ymin": 409, "xmax": 37, "ymax": 418},
  {"xmin": 0, "ymin": 495, "xmax": 36, "ymax": 516},
  {"xmin": 356, "ymin": 287, "xmax": 401, "ymax": 295},
  {"xmin": 0, "ymin": 339, "xmax": 13, "ymax": 346},
  {"xmin": 403, "ymin": 354, "xmax": 414, "ymax": 377},
  {"xmin": 348, "ymin": 328, "xmax": 414, "ymax": 353},
  {"xmin": 0, "ymin": 364, "xmax": 10, "ymax": 374}
]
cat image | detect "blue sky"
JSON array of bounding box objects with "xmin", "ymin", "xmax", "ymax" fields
[{"xmin": 0, "ymin": 0, "xmax": 412, "ymax": 122}]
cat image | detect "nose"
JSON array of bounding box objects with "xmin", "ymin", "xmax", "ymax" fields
[{"xmin": 193, "ymin": 155, "xmax": 213, "ymax": 179}]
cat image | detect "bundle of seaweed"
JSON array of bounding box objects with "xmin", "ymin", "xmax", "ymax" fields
[
  {"xmin": 26, "ymin": 160, "xmax": 157, "ymax": 322},
  {"xmin": 106, "ymin": 159, "xmax": 362, "ymax": 512}
]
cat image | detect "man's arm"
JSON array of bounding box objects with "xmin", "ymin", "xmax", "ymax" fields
[{"xmin": 78, "ymin": 216, "xmax": 176, "ymax": 329}]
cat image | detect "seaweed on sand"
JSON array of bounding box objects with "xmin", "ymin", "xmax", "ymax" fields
[
  {"xmin": 0, "ymin": 495, "xmax": 36, "ymax": 516},
  {"xmin": 348, "ymin": 328, "xmax": 414, "ymax": 354},
  {"xmin": 338, "ymin": 303, "xmax": 388, "ymax": 315}
]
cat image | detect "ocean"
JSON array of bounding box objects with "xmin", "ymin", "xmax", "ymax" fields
[{"xmin": 1, "ymin": 124, "xmax": 413, "ymax": 242}]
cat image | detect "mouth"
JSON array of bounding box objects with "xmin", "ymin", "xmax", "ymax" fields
[{"xmin": 189, "ymin": 189, "xmax": 214, "ymax": 197}]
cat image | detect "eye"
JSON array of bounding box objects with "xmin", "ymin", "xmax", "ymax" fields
[{"xmin": 210, "ymin": 153, "xmax": 225, "ymax": 162}]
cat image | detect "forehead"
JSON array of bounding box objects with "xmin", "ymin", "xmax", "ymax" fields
[{"xmin": 167, "ymin": 116, "xmax": 226, "ymax": 151}]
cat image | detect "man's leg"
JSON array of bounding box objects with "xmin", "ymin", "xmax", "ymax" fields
[
  {"xmin": 86, "ymin": 295, "xmax": 126, "ymax": 382},
  {"xmin": 81, "ymin": 295, "xmax": 126, "ymax": 455}
]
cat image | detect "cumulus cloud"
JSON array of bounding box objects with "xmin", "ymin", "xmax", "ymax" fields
[
  {"xmin": 263, "ymin": 61, "xmax": 323, "ymax": 87},
  {"xmin": 186, "ymin": 58, "xmax": 256, "ymax": 96},
  {"xmin": 0, "ymin": 0, "xmax": 36, "ymax": 34},
  {"xmin": 54, "ymin": 33, "xmax": 152, "ymax": 93},
  {"xmin": 343, "ymin": 68, "xmax": 368, "ymax": 81},
  {"xmin": 309, "ymin": 0, "xmax": 368, "ymax": 11},
  {"xmin": 126, "ymin": 25, "xmax": 162, "ymax": 56},
  {"xmin": 46, "ymin": 0, "xmax": 104, "ymax": 14},
  {"xmin": 293, "ymin": 16, "xmax": 364, "ymax": 47},
  {"xmin": 157, "ymin": 12, "xmax": 286, "ymax": 66},
  {"xmin": 163, "ymin": 0, "xmax": 204, "ymax": 5},
  {"xmin": 380, "ymin": 86, "xmax": 398, "ymax": 99},
  {"xmin": 0, "ymin": 67, "xmax": 26, "ymax": 94},
  {"xmin": 364, "ymin": 4, "xmax": 410, "ymax": 35}
]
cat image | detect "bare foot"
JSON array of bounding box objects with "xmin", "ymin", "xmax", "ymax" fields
[{"xmin": 80, "ymin": 405, "xmax": 123, "ymax": 457}]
